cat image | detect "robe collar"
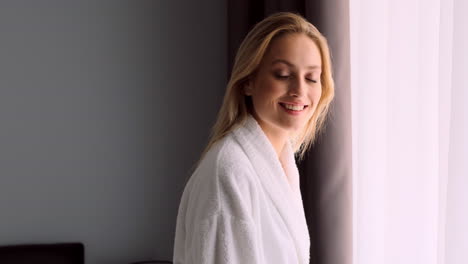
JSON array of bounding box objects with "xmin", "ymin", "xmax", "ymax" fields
[{"xmin": 232, "ymin": 115, "xmax": 310, "ymax": 263}]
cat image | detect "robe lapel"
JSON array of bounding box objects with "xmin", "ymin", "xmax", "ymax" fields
[
  {"xmin": 280, "ymin": 139, "xmax": 307, "ymax": 211},
  {"xmin": 232, "ymin": 116, "xmax": 310, "ymax": 263}
]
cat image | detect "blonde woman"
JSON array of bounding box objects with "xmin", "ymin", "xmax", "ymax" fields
[{"xmin": 173, "ymin": 12, "xmax": 334, "ymax": 264}]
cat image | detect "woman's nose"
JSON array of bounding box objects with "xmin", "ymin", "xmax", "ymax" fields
[{"xmin": 288, "ymin": 77, "xmax": 306, "ymax": 97}]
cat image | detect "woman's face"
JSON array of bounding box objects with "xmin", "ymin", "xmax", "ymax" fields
[{"xmin": 245, "ymin": 33, "xmax": 322, "ymax": 138}]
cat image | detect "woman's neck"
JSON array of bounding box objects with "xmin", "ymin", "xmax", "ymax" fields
[{"xmin": 254, "ymin": 118, "xmax": 288, "ymax": 158}]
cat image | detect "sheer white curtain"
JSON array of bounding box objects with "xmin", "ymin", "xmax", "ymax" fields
[{"xmin": 349, "ymin": 0, "xmax": 468, "ymax": 263}]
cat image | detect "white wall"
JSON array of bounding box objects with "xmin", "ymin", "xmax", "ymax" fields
[{"xmin": 0, "ymin": 1, "xmax": 227, "ymax": 263}]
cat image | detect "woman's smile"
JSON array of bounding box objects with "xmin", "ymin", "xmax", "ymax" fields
[{"xmin": 279, "ymin": 102, "xmax": 309, "ymax": 115}]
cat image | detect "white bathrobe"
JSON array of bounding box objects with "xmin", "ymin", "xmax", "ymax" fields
[{"xmin": 173, "ymin": 115, "xmax": 310, "ymax": 263}]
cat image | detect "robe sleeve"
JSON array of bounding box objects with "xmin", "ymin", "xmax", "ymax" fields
[
  {"xmin": 186, "ymin": 212, "xmax": 261, "ymax": 263},
  {"xmin": 174, "ymin": 161, "xmax": 263, "ymax": 263},
  {"xmin": 174, "ymin": 142, "xmax": 264, "ymax": 263}
]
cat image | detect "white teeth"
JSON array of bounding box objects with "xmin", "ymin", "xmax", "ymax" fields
[{"xmin": 283, "ymin": 104, "xmax": 305, "ymax": 111}]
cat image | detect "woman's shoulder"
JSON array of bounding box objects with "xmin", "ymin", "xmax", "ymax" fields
[
  {"xmin": 180, "ymin": 133, "xmax": 258, "ymax": 222},
  {"xmin": 198, "ymin": 133, "xmax": 252, "ymax": 176}
]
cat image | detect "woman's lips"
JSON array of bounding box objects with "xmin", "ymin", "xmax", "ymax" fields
[
  {"xmin": 279, "ymin": 102, "xmax": 308, "ymax": 111},
  {"xmin": 279, "ymin": 102, "xmax": 308, "ymax": 115}
]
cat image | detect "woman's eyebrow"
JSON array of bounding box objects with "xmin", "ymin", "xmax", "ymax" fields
[{"xmin": 271, "ymin": 59, "xmax": 321, "ymax": 70}]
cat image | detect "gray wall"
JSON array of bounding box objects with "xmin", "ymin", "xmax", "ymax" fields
[{"xmin": 0, "ymin": 1, "xmax": 226, "ymax": 263}]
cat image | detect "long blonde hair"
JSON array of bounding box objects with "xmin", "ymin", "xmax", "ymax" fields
[{"xmin": 202, "ymin": 12, "xmax": 334, "ymax": 162}]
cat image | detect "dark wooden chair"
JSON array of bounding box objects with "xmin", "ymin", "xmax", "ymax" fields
[{"xmin": 0, "ymin": 243, "xmax": 84, "ymax": 264}]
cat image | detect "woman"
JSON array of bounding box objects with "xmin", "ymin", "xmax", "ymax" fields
[{"xmin": 173, "ymin": 12, "xmax": 334, "ymax": 264}]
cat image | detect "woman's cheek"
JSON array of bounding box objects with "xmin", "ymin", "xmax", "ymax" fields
[{"xmin": 267, "ymin": 79, "xmax": 286, "ymax": 93}]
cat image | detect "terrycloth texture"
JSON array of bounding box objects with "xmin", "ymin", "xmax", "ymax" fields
[{"xmin": 173, "ymin": 115, "xmax": 310, "ymax": 264}]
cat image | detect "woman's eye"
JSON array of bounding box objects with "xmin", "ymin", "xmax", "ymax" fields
[
  {"xmin": 306, "ymin": 78, "xmax": 318, "ymax": 83},
  {"xmin": 274, "ymin": 73, "xmax": 290, "ymax": 80}
]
